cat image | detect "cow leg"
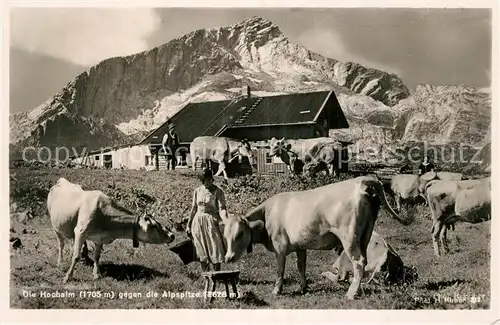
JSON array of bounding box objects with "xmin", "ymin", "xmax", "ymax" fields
[
  {"xmin": 55, "ymin": 231, "xmax": 65, "ymax": 268},
  {"xmin": 63, "ymin": 228, "xmax": 87, "ymax": 283},
  {"xmin": 394, "ymin": 195, "xmax": 402, "ymax": 214},
  {"xmin": 92, "ymin": 244, "xmax": 103, "ymax": 280},
  {"xmin": 213, "ymin": 161, "xmax": 223, "ymax": 176},
  {"xmin": 338, "ymin": 221, "xmax": 370, "ymax": 300},
  {"xmin": 439, "ymin": 224, "xmax": 449, "ymax": 254},
  {"xmin": 343, "ymin": 243, "xmax": 367, "ymax": 300},
  {"xmin": 272, "ymin": 251, "xmax": 287, "ymax": 295},
  {"xmin": 333, "ymin": 161, "xmax": 340, "ymax": 177},
  {"xmin": 358, "ymin": 222, "xmax": 375, "ymax": 286},
  {"xmin": 191, "ymin": 152, "xmax": 197, "ymax": 171},
  {"xmin": 296, "ymin": 249, "xmax": 308, "ymax": 293},
  {"xmin": 327, "ymin": 164, "xmax": 333, "ymax": 176},
  {"xmin": 420, "ymin": 193, "xmax": 430, "ymax": 207},
  {"xmin": 81, "ymin": 241, "xmax": 88, "ymax": 260},
  {"xmin": 432, "ymin": 221, "xmax": 444, "ymax": 257},
  {"xmin": 80, "ymin": 241, "xmax": 93, "ymax": 265},
  {"xmin": 338, "ymin": 266, "xmax": 348, "ymax": 282},
  {"xmin": 215, "ymin": 161, "xmax": 228, "ymax": 179}
]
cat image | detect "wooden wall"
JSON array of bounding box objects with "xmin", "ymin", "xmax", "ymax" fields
[
  {"xmin": 222, "ymin": 124, "xmax": 317, "ymax": 141},
  {"xmin": 254, "ymin": 148, "xmax": 290, "ymax": 175}
]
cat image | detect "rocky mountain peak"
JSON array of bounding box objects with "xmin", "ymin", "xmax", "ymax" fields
[{"xmin": 231, "ymin": 16, "xmax": 280, "ymax": 32}]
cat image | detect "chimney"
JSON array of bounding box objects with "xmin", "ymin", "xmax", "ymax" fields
[{"xmin": 241, "ymin": 85, "xmax": 251, "ymax": 98}]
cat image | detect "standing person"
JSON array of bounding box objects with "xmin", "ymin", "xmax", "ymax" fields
[
  {"xmin": 162, "ymin": 132, "xmax": 173, "ymax": 170},
  {"xmin": 168, "ymin": 124, "xmax": 180, "ymax": 170},
  {"xmin": 162, "ymin": 122, "xmax": 180, "ymax": 170},
  {"xmin": 186, "ymin": 168, "xmax": 227, "ymax": 271},
  {"xmin": 419, "ymin": 155, "xmax": 435, "ymax": 175}
]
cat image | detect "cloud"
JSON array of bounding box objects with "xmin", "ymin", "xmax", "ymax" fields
[
  {"xmin": 10, "ymin": 8, "xmax": 161, "ymax": 66},
  {"xmin": 295, "ymin": 28, "xmax": 401, "ymax": 76}
]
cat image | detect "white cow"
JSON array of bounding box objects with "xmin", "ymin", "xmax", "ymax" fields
[
  {"xmin": 389, "ymin": 171, "xmax": 464, "ymax": 213},
  {"xmin": 47, "ymin": 178, "xmax": 175, "ymax": 283},
  {"xmin": 190, "ymin": 136, "xmax": 254, "ymax": 179},
  {"xmin": 302, "ymin": 141, "xmax": 343, "ymax": 176},
  {"xmin": 268, "ymin": 136, "xmax": 339, "ymax": 175},
  {"xmin": 425, "ymin": 177, "xmax": 491, "ymax": 256},
  {"xmin": 321, "ymin": 231, "xmax": 404, "ymax": 285},
  {"xmin": 223, "ymin": 175, "xmax": 406, "ymax": 300}
]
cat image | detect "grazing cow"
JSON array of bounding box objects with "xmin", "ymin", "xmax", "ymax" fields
[
  {"xmin": 321, "ymin": 231, "xmax": 404, "ymax": 285},
  {"xmin": 190, "ymin": 136, "xmax": 254, "ymax": 179},
  {"xmin": 223, "ymin": 176, "xmax": 406, "ymax": 300},
  {"xmin": 268, "ymin": 137, "xmax": 339, "ymax": 175},
  {"xmin": 426, "ymin": 177, "xmax": 491, "ymax": 257},
  {"xmin": 303, "ymin": 141, "xmax": 343, "ymax": 176},
  {"xmin": 47, "ymin": 178, "xmax": 175, "ymax": 283},
  {"xmin": 417, "ymin": 171, "xmax": 464, "ymax": 200},
  {"xmin": 389, "ymin": 171, "xmax": 463, "ymax": 213}
]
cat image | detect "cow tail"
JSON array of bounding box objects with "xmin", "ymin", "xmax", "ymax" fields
[{"xmin": 373, "ymin": 180, "xmax": 406, "ymax": 225}]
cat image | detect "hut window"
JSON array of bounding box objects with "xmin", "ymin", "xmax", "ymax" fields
[
  {"xmin": 265, "ymin": 153, "xmax": 272, "ymax": 164},
  {"xmin": 95, "ymin": 156, "xmax": 100, "ymax": 160}
]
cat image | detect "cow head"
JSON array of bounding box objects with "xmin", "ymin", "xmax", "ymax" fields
[
  {"xmin": 135, "ymin": 213, "xmax": 175, "ymax": 245},
  {"xmin": 303, "ymin": 161, "xmax": 324, "ymax": 176},
  {"xmin": 237, "ymin": 139, "xmax": 254, "ymax": 160},
  {"xmin": 268, "ymin": 137, "xmax": 286, "ymax": 157},
  {"xmin": 223, "ymin": 215, "xmax": 264, "ymax": 263}
]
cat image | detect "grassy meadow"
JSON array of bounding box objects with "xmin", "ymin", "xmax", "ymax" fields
[{"xmin": 9, "ymin": 167, "xmax": 490, "ymax": 309}]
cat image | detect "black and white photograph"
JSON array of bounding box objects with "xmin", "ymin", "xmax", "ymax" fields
[{"xmin": 3, "ymin": 0, "xmax": 498, "ymax": 320}]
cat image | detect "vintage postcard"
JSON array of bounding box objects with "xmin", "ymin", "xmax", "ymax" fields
[{"xmin": 2, "ymin": 0, "xmax": 498, "ymax": 324}]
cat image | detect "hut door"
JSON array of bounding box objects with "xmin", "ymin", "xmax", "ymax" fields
[{"xmin": 103, "ymin": 154, "xmax": 112, "ymax": 169}]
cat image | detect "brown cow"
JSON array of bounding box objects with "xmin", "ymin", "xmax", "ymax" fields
[
  {"xmin": 223, "ymin": 175, "xmax": 405, "ymax": 300},
  {"xmin": 425, "ymin": 177, "xmax": 491, "ymax": 256},
  {"xmin": 190, "ymin": 136, "xmax": 254, "ymax": 179},
  {"xmin": 389, "ymin": 171, "xmax": 464, "ymax": 213},
  {"xmin": 303, "ymin": 141, "xmax": 343, "ymax": 176},
  {"xmin": 47, "ymin": 178, "xmax": 175, "ymax": 283},
  {"xmin": 268, "ymin": 137, "xmax": 339, "ymax": 175},
  {"xmin": 321, "ymin": 230, "xmax": 404, "ymax": 285}
]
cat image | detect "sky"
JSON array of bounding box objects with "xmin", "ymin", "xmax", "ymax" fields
[{"xmin": 9, "ymin": 7, "xmax": 492, "ymax": 112}]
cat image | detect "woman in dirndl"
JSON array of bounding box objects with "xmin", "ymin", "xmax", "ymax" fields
[{"xmin": 186, "ymin": 168, "xmax": 227, "ymax": 271}]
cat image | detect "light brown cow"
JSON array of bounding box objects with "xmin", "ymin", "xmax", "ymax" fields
[
  {"xmin": 47, "ymin": 178, "xmax": 175, "ymax": 283},
  {"xmin": 303, "ymin": 141, "xmax": 343, "ymax": 176},
  {"xmin": 190, "ymin": 136, "xmax": 253, "ymax": 179},
  {"xmin": 321, "ymin": 230, "xmax": 404, "ymax": 285},
  {"xmin": 389, "ymin": 171, "xmax": 464, "ymax": 213},
  {"xmin": 268, "ymin": 137, "xmax": 340, "ymax": 175},
  {"xmin": 425, "ymin": 177, "xmax": 491, "ymax": 256},
  {"xmin": 223, "ymin": 176, "xmax": 406, "ymax": 300}
]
